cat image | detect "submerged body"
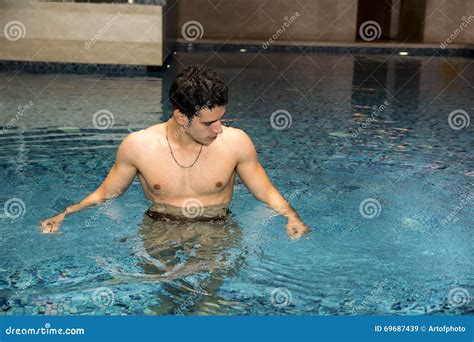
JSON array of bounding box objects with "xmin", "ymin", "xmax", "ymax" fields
[{"xmin": 138, "ymin": 203, "xmax": 242, "ymax": 314}]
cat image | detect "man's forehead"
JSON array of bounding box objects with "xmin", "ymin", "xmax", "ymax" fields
[{"xmin": 197, "ymin": 106, "xmax": 226, "ymax": 120}]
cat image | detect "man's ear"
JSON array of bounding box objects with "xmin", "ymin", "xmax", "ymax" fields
[{"xmin": 173, "ymin": 109, "xmax": 190, "ymax": 126}]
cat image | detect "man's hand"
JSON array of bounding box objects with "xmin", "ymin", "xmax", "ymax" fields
[
  {"xmin": 40, "ymin": 213, "xmax": 66, "ymax": 234},
  {"xmin": 286, "ymin": 216, "xmax": 310, "ymax": 240}
]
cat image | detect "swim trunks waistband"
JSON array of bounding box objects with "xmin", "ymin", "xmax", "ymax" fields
[{"xmin": 146, "ymin": 202, "xmax": 231, "ymax": 222}]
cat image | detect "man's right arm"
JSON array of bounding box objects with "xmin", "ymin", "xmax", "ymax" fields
[{"xmin": 40, "ymin": 133, "xmax": 140, "ymax": 233}]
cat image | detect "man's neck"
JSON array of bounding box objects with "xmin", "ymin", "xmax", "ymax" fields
[{"xmin": 166, "ymin": 118, "xmax": 201, "ymax": 149}]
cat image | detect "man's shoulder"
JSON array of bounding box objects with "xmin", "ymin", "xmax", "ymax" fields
[
  {"xmin": 125, "ymin": 124, "xmax": 164, "ymax": 144},
  {"xmin": 118, "ymin": 124, "xmax": 164, "ymax": 156},
  {"xmin": 221, "ymin": 126, "xmax": 255, "ymax": 160},
  {"xmin": 222, "ymin": 126, "xmax": 252, "ymax": 143}
]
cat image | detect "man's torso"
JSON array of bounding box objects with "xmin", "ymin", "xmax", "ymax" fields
[{"xmin": 132, "ymin": 123, "xmax": 239, "ymax": 207}]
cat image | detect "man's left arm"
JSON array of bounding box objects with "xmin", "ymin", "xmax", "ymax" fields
[{"xmin": 233, "ymin": 129, "xmax": 310, "ymax": 240}]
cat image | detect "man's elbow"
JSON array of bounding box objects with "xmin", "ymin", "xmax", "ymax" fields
[
  {"xmin": 87, "ymin": 187, "xmax": 123, "ymax": 205},
  {"xmin": 102, "ymin": 187, "xmax": 124, "ymax": 202}
]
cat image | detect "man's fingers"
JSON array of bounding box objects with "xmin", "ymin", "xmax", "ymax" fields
[
  {"xmin": 287, "ymin": 222, "xmax": 312, "ymax": 240},
  {"xmin": 289, "ymin": 230, "xmax": 302, "ymax": 240},
  {"xmin": 40, "ymin": 221, "xmax": 60, "ymax": 234}
]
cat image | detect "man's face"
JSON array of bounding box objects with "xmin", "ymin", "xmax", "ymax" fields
[{"xmin": 185, "ymin": 106, "xmax": 226, "ymax": 145}]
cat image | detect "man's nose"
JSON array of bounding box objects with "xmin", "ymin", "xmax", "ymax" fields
[{"xmin": 213, "ymin": 121, "xmax": 223, "ymax": 134}]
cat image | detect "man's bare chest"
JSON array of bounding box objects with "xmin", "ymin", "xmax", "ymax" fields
[{"xmin": 136, "ymin": 146, "xmax": 237, "ymax": 197}]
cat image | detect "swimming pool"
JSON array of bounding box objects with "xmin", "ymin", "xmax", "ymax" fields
[{"xmin": 0, "ymin": 51, "xmax": 473, "ymax": 315}]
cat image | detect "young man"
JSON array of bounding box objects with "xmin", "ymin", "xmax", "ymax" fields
[{"xmin": 40, "ymin": 65, "xmax": 310, "ymax": 240}]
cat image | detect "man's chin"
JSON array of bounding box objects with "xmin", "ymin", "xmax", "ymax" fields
[
  {"xmin": 194, "ymin": 136, "xmax": 217, "ymax": 146},
  {"xmin": 203, "ymin": 137, "xmax": 217, "ymax": 145},
  {"xmin": 196, "ymin": 140, "xmax": 211, "ymax": 146}
]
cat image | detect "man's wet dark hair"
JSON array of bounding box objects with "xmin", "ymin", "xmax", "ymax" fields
[{"xmin": 169, "ymin": 65, "xmax": 228, "ymax": 120}]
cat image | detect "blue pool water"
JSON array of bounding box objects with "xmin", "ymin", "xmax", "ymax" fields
[{"xmin": 0, "ymin": 51, "xmax": 473, "ymax": 315}]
